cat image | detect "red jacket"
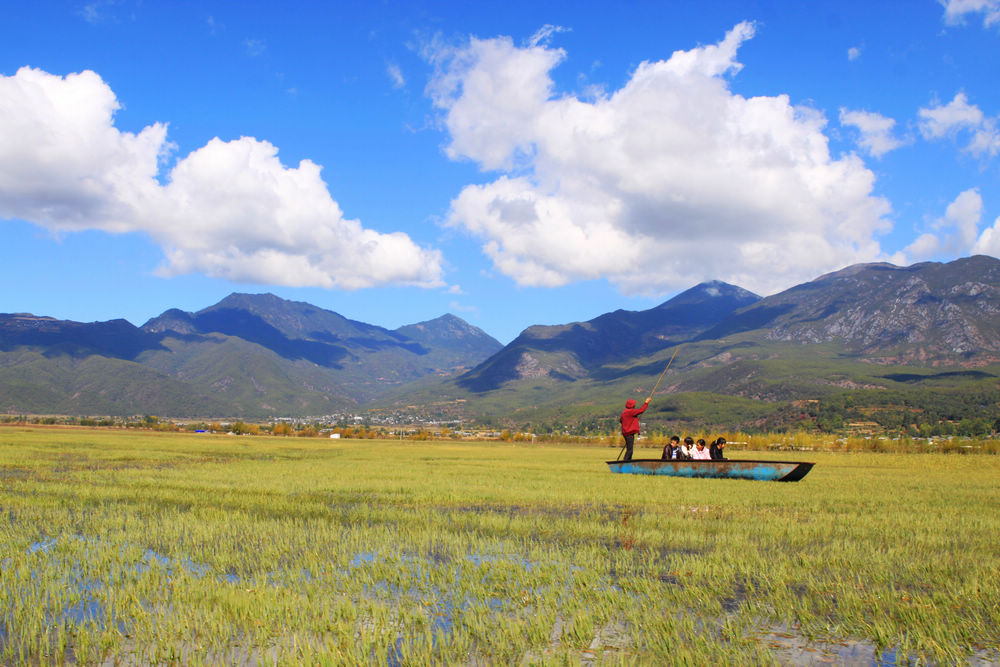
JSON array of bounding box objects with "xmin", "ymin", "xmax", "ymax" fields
[{"xmin": 619, "ymin": 399, "xmax": 648, "ymax": 435}]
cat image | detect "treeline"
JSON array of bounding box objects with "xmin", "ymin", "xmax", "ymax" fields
[
  {"xmin": 0, "ymin": 414, "xmax": 458, "ymax": 441},
  {"xmin": 7, "ymin": 385, "xmax": 999, "ymax": 441},
  {"xmin": 761, "ymin": 388, "xmax": 1000, "ymax": 435}
]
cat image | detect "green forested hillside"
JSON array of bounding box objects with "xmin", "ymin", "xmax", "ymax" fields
[
  {"xmin": 0, "ymin": 294, "xmax": 501, "ymax": 417},
  {"xmin": 0, "ymin": 348, "xmax": 231, "ymax": 416}
]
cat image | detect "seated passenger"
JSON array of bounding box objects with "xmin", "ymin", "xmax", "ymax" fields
[
  {"xmin": 679, "ymin": 436, "xmax": 694, "ymax": 460},
  {"xmin": 662, "ymin": 435, "xmax": 680, "ymax": 460},
  {"xmin": 691, "ymin": 438, "xmax": 712, "ymax": 460},
  {"xmin": 710, "ymin": 437, "xmax": 727, "ymax": 460}
]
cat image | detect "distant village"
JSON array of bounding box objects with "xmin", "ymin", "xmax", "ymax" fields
[{"xmin": 0, "ymin": 410, "xmax": 569, "ymax": 442}]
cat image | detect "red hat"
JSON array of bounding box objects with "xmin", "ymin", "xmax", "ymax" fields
[{"xmin": 625, "ymin": 399, "xmax": 636, "ymax": 408}]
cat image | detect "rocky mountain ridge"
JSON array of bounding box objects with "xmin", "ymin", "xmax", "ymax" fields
[{"xmin": 705, "ymin": 256, "xmax": 1000, "ymax": 364}]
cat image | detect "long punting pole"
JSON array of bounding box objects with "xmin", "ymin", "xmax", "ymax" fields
[
  {"xmin": 616, "ymin": 346, "xmax": 680, "ymax": 461},
  {"xmin": 647, "ymin": 346, "xmax": 680, "ymax": 401}
]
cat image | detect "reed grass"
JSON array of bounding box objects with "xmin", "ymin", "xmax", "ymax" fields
[{"xmin": 0, "ymin": 426, "xmax": 997, "ymax": 664}]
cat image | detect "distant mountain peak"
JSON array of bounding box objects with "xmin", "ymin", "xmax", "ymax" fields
[
  {"xmin": 396, "ymin": 314, "xmax": 502, "ymax": 362},
  {"xmin": 406, "ymin": 313, "xmax": 463, "ymax": 327},
  {"xmin": 6, "ymin": 312, "xmax": 48, "ymax": 319},
  {"xmin": 402, "ymin": 313, "xmax": 487, "ymax": 333},
  {"xmin": 219, "ymin": 291, "xmax": 280, "ymax": 302},
  {"xmin": 208, "ymin": 292, "xmax": 318, "ymax": 314},
  {"xmin": 458, "ymin": 278, "xmax": 761, "ymax": 392},
  {"xmin": 193, "ymin": 292, "xmax": 381, "ymax": 341},
  {"xmin": 693, "ymin": 280, "xmax": 758, "ymax": 299},
  {"xmin": 814, "ymin": 261, "xmax": 903, "ymax": 282},
  {"xmin": 142, "ymin": 308, "xmax": 196, "ymax": 334},
  {"xmin": 654, "ymin": 280, "xmax": 760, "ymax": 310}
]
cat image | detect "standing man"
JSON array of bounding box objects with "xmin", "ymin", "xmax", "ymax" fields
[{"xmin": 619, "ymin": 397, "xmax": 650, "ymax": 461}]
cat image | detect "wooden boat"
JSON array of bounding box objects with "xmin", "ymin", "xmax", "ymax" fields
[{"xmin": 606, "ymin": 458, "xmax": 814, "ymax": 482}]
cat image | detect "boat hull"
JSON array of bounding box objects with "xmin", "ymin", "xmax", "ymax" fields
[{"xmin": 606, "ymin": 458, "xmax": 814, "ymax": 482}]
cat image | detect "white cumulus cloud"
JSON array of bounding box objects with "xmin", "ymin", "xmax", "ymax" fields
[
  {"xmin": 970, "ymin": 193, "xmax": 1000, "ymax": 257},
  {"xmin": 426, "ymin": 34, "xmax": 566, "ymax": 171},
  {"xmin": 0, "ymin": 67, "xmax": 167, "ymax": 234},
  {"xmin": 940, "ymin": 0, "xmax": 1000, "ymax": 26},
  {"xmin": 972, "ymin": 215, "xmax": 1000, "ymax": 256},
  {"xmin": 0, "ymin": 66, "xmax": 443, "ymax": 289},
  {"xmin": 839, "ymin": 108, "xmax": 905, "ymax": 157},
  {"xmin": 905, "ymin": 188, "xmax": 984, "ymax": 260},
  {"xmin": 919, "ymin": 92, "xmax": 1000, "ymax": 157},
  {"xmin": 919, "ymin": 92, "xmax": 984, "ymax": 137},
  {"xmin": 426, "ymin": 23, "xmax": 893, "ymax": 296}
]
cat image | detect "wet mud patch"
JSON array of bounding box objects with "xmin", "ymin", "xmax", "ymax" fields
[{"xmin": 750, "ymin": 624, "xmax": 1000, "ymax": 666}]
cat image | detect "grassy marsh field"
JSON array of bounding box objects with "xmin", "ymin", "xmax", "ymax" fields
[{"xmin": 1, "ymin": 426, "xmax": 998, "ymax": 665}]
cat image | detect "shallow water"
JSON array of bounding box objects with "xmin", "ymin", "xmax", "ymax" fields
[{"xmin": 13, "ymin": 538, "xmax": 1000, "ymax": 666}]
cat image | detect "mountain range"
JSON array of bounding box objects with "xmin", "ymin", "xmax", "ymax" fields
[
  {"xmin": 387, "ymin": 255, "xmax": 1000, "ymax": 429},
  {"xmin": 0, "ymin": 294, "xmax": 501, "ymax": 417},
  {"xmin": 3, "ymin": 256, "xmax": 999, "ymax": 426}
]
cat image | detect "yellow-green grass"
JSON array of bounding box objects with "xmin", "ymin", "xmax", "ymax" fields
[{"xmin": 1, "ymin": 426, "xmax": 998, "ymax": 664}]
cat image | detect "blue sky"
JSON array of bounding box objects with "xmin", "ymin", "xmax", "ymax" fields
[{"xmin": 2, "ymin": 1, "xmax": 999, "ymax": 343}]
